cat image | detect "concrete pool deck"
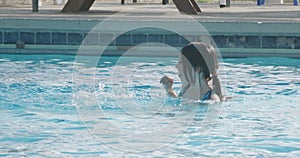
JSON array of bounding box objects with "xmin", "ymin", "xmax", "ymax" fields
[{"xmin": 0, "ymin": 2, "xmax": 300, "ymax": 58}]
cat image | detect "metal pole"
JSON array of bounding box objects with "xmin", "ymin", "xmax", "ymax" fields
[
  {"xmin": 219, "ymin": 0, "xmax": 226, "ymax": 8},
  {"xmin": 257, "ymin": 0, "xmax": 261, "ymax": 5},
  {"xmin": 226, "ymin": 0, "xmax": 230, "ymax": 7},
  {"xmin": 32, "ymin": 0, "xmax": 38, "ymax": 12}
]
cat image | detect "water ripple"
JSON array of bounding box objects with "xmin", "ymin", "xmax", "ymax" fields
[{"xmin": 0, "ymin": 55, "xmax": 299, "ymax": 157}]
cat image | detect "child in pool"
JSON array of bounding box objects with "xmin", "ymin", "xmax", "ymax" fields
[{"xmin": 160, "ymin": 75, "xmax": 177, "ymax": 98}]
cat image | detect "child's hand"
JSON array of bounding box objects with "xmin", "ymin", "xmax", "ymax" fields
[{"xmin": 160, "ymin": 75, "xmax": 177, "ymax": 98}]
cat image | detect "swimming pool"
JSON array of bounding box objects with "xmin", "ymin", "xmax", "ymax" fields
[{"xmin": 0, "ymin": 54, "xmax": 299, "ymax": 157}]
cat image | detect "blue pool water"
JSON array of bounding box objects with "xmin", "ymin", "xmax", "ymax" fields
[{"xmin": 0, "ymin": 54, "xmax": 299, "ymax": 157}]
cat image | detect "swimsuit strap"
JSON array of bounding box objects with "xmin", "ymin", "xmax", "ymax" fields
[{"xmin": 201, "ymin": 90, "xmax": 212, "ymax": 101}]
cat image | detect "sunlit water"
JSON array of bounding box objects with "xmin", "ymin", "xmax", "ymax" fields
[{"xmin": 0, "ymin": 54, "xmax": 299, "ymax": 157}]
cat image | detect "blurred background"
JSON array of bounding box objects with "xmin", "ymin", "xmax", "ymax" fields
[{"xmin": 1, "ymin": 0, "xmax": 295, "ymax": 7}]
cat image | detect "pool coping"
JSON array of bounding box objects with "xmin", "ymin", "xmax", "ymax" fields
[{"xmin": 1, "ymin": 44, "xmax": 299, "ymax": 58}]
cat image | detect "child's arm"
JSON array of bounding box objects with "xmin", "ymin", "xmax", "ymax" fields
[{"xmin": 167, "ymin": 89, "xmax": 177, "ymax": 98}]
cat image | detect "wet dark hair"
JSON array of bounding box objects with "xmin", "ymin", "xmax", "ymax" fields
[{"xmin": 181, "ymin": 43, "xmax": 211, "ymax": 80}]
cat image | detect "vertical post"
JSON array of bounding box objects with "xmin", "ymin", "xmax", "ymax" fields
[
  {"xmin": 32, "ymin": 0, "xmax": 38, "ymax": 12},
  {"xmin": 162, "ymin": 0, "xmax": 169, "ymax": 5},
  {"xmin": 257, "ymin": 0, "xmax": 261, "ymax": 5},
  {"xmin": 226, "ymin": 0, "xmax": 230, "ymax": 7},
  {"xmin": 257, "ymin": 0, "xmax": 265, "ymax": 5},
  {"xmin": 219, "ymin": 0, "xmax": 226, "ymax": 8},
  {"xmin": 294, "ymin": 0, "xmax": 298, "ymax": 5}
]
